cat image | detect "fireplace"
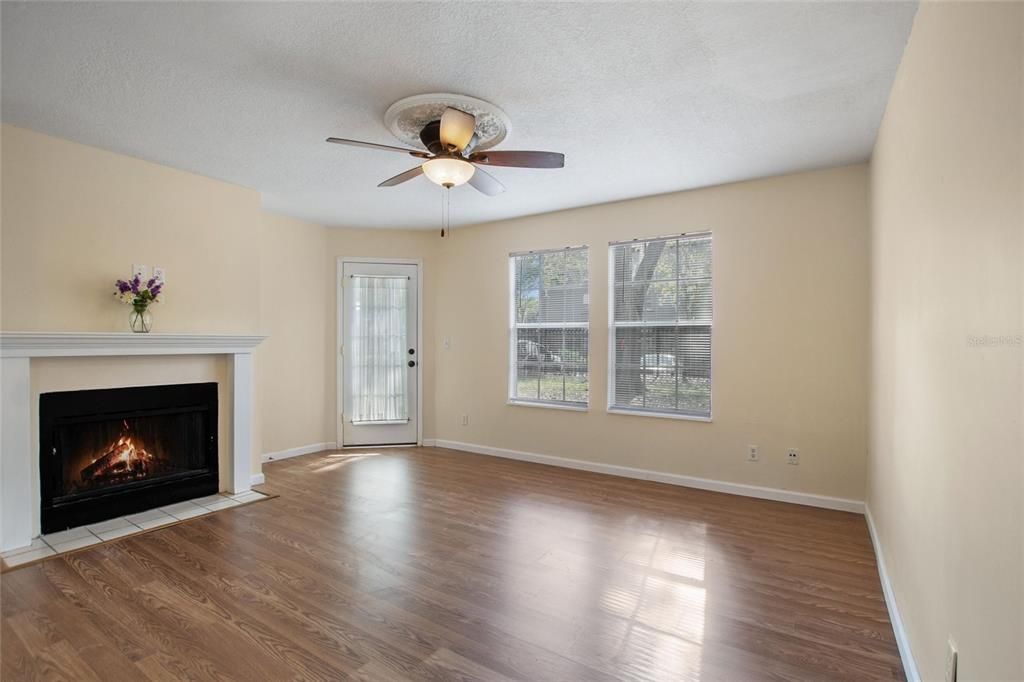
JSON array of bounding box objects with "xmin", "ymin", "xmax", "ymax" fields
[{"xmin": 39, "ymin": 382, "xmax": 218, "ymax": 533}]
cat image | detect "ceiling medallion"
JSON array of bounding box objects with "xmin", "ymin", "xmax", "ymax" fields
[{"xmin": 383, "ymin": 93, "xmax": 511, "ymax": 151}]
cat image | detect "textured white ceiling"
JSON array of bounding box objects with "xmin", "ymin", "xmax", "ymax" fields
[{"xmin": 1, "ymin": 1, "xmax": 916, "ymax": 229}]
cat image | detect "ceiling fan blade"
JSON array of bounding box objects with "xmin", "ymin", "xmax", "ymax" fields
[
  {"xmin": 440, "ymin": 107, "xmax": 476, "ymax": 151},
  {"xmin": 468, "ymin": 150, "xmax": 564, "ymax": 168},
  {"xmin": 468, "ymin": 165, "xmax": 506, "ymax": 196},
  {"xmin": 378, "ymin": 165, "xmax": 424, "ymax": 187},
  {"xmin": 327, "ymin": 137, "xmax": 429, "ymax": 158}
]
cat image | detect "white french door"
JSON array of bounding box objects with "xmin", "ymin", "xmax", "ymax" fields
[{"xmin": 341, "ymin": 261, "xmax": 419, "ymax": 446}]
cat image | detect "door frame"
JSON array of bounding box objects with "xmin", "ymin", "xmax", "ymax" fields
[{"xmin": 336, "ymin": 256, "xmax": 423, "ymax": 448}]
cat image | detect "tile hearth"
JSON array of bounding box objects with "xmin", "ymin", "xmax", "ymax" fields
[{"xmin": 1, "ymin": 489, "xmax": 269, "ymax": 569}]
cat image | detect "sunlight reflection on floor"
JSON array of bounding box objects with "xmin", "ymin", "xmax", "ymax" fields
[
  {"xmin": 308, "ymin": 451, "xmax": 383, "ymax": 472},
  {"xmin": 502, "ymin": 495, "xmax": 710, "ymax": 679},
  {"xmin": 601, "ymin": 576, "xmax": 707, "ymax": 643}
]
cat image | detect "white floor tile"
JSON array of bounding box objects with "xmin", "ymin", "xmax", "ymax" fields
[
  {"xmin": 94, "ymin": 525, "xmax": 140, "ymax": 542},
  {"xmin": 41, "ymin": 526, "xmax": 93, "ymax": 546},
  {"xmin": 230, "ymin": 491, "xmax": 267, "ymax": 504},
  {"xmin": 160, "ymin": 502, "xmax": 208, "ymax": 520},
  {"xmin": 87, "ymin": 517, "xmax": 136, "ymax": 534},
  {"xmin": 191, "ymin": 494, "xmax": 227, "ymax": 506},
  {"xmin": 2, "ymin": 546, "xmax": 55, "ymax": 567},
  {"xmin": 48, "ymin": 534, "xmax": 101, "ymax": 554},
  {"xmin": 125, "ymin": 509, "xmax": 173, "ymax": 525},
  {"xmin": 197, "ymin": 498, "xmax": 241, "ymax": 512},
  {"xmin": 159, "ymin": 501, "xmax": 202, "ymax": 514},
  {"xmin": 133, "ymin": 512, "xmax": 177, "ymax": 530}
]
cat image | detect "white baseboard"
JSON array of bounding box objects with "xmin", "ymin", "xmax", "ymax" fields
[
  {"xmin": 250, "ymin": 473, "xmax": 266, "ymax": 486},
  {"xmin": 261, "ymin": 441, "xmax": 337, "ymax": 463},
  {"xmin": 422, "ymin": 438, "xmax": 437, "ymax": 447},
  {"xmin": 431, "ymin": 439, "xmax": 864, "ymax": 514},
  {"xmin": 865, "ymin": 505, "xmax": 919, "ymax": 682}
]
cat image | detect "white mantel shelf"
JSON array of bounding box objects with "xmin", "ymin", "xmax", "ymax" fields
[
  {"xmin": 0, "ymin": 332, "xmax": 266, "ymax": 357},
  {"xmin": 0, "ymin": 331, "xmax": 265, "ymax": 552}
]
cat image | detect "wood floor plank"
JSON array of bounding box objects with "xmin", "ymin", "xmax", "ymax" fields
[{"xmin": 1, "ymin": 446, "xmax": 905, "ymax": 680}]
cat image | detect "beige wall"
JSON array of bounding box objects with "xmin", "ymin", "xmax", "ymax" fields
[
  {"xmin": 868, "ymin": 3, "xmax": 1023, "ymax": 680},
  {"xmin": 258, "ymin": 219, "xmax": 440, "ymax": 449},
  {"xmin": 0, "ymin": 124, "xmax": 266, "ymax": 471},
  {"xmin": 432, "ymin": 165, "xmax": 870, "ymax": 501},
  {"xmin": 1, "ymin": 125, "xmax": 262, "ymax": 334},
  {"xmin": 257, "ymin": 212, "xmax": 331, "ymax": 455},
  {"xmin": 1, "ymin": 124, "xmax": 440, "ymax": 467}
]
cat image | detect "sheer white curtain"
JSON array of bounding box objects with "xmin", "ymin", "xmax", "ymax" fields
[{"xmin": 350, "ymin": 276, "xmax": 409, "ymax": 423}]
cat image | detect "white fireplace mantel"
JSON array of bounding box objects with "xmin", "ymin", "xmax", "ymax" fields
[
  {"xmin": 0, "ymin": 332, "xmax": 266, "ymax": 552},
  {"xmin": 0, "ymin": 331, "xmax": 265, "ymax": 357}
]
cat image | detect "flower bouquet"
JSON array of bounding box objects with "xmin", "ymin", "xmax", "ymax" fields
[{"xmin": 114, "ymin": 274, "xmax": 163, "ymax": 333}]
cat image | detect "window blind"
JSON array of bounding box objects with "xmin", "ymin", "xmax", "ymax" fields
[
  {"xmin": 609, "ymin": 233, "xmax": 712, "ymax": 418},
  {"xmin": 509, "ymin": 246, "xmax": 589, "ymax": 406}
]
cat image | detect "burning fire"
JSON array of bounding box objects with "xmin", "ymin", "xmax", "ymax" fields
[{"xmin": 80, "ymin": 420, "xmax": 159, "ymax": 484}]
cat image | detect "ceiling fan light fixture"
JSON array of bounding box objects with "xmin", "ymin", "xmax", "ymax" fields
[{"xmin": 422, "ymin": 158, "xmax": 475, "ymax": 187}]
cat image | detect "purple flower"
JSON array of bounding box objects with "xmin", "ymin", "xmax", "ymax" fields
[{"xmin": 114, "ymin": 274, "xmax": 165, "ymax": 305}]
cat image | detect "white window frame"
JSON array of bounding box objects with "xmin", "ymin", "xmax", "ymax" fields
[
  {"xmin": 606, "ymin": 232, "xmax": 713, "ymax": 422},
  {"xmin": 508, "ymin": 245, "xmax": 590, "ymax": 411}
]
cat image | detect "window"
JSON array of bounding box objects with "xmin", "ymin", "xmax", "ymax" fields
[
  {"xmin": 509, "ymin": 246, "xmax": 589, "ymax": 407},
  {"xmin": 609, "ymin": 233, "xmax": 712, "ymax": 419}
]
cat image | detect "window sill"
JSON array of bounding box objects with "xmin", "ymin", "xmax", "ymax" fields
[
  {"xmin": 507, "ymin": 399, "xmax": 589, "ymax": 413},
  {"xmin": 606, "ymin": 407, "xmax": 712, "ymax": 422}
]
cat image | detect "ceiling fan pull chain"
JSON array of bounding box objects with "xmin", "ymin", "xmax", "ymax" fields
[{"xmin": 440, "ymin": 186, "xmax": 448, "ymax": 238}]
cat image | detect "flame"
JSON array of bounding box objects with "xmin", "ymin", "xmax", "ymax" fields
[{"xmin": 79, "ymin": 419, "xmax": 157, "ymax": 485}]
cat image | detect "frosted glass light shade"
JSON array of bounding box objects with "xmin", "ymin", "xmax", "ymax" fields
[{"xmin": 422, "ymin": 158, "xmax": 475, "ymax": 187}]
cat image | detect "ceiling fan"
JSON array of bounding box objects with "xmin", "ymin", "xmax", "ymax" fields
[{"xmin": 326, "ymin": 107, "xmax": 564, "ymax": 196}]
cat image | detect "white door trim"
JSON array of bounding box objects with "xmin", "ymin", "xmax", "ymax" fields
[{"xmin": 336, "ymin": 257, "xmax": 423, "ymax": 448}]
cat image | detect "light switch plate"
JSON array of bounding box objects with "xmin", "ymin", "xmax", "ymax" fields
[
  {"xmin": 153, "ymin": 266, "xmax": 166, "ymax": 282},
  {"xmin": 132, "ymin": 264, "xmax": 149, "ymax": 280}
]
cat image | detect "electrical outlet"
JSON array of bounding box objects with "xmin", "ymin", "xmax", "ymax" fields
[
  {"xmin": 945, "ymin": 638, "xmax": 958, "ymax": 682},
  {"xmin": 747, "ymin": 445, "xmax": 759, "ymax": 462},
  {"xmin": 443, "ymin": 337, "xmax": 451, "ymax": 350},
  {"xmin": 787, "ymin": 448, "xmax": 800, "ymax": 465},
  {"xmin": 461, "ymin": 414, "xmax": 469, "ymax": 426}
]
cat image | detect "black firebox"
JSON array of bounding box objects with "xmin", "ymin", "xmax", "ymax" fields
[{"xmin": 39, "ymin": 382, "xmax": 218, "ymax": 533}]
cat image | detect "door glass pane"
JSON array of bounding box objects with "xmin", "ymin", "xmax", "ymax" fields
[{"xmin": 350, "ymin": 276, "xmax": 408, "ymax": 423}]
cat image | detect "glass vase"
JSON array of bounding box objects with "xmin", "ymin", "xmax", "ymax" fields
[{"xmin": 129, "ymin": 305, "xmax": 153, "ymax": 333}]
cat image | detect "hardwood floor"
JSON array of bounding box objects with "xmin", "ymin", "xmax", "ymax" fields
[{"xmin": 1, "ymin": 446, "xmax": 904, "ymax": 680}]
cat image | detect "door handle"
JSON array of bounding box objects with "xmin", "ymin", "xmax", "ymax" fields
[{"xmin": 408, "ymin": 360, "xmax": 416, "ymax": 367}]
